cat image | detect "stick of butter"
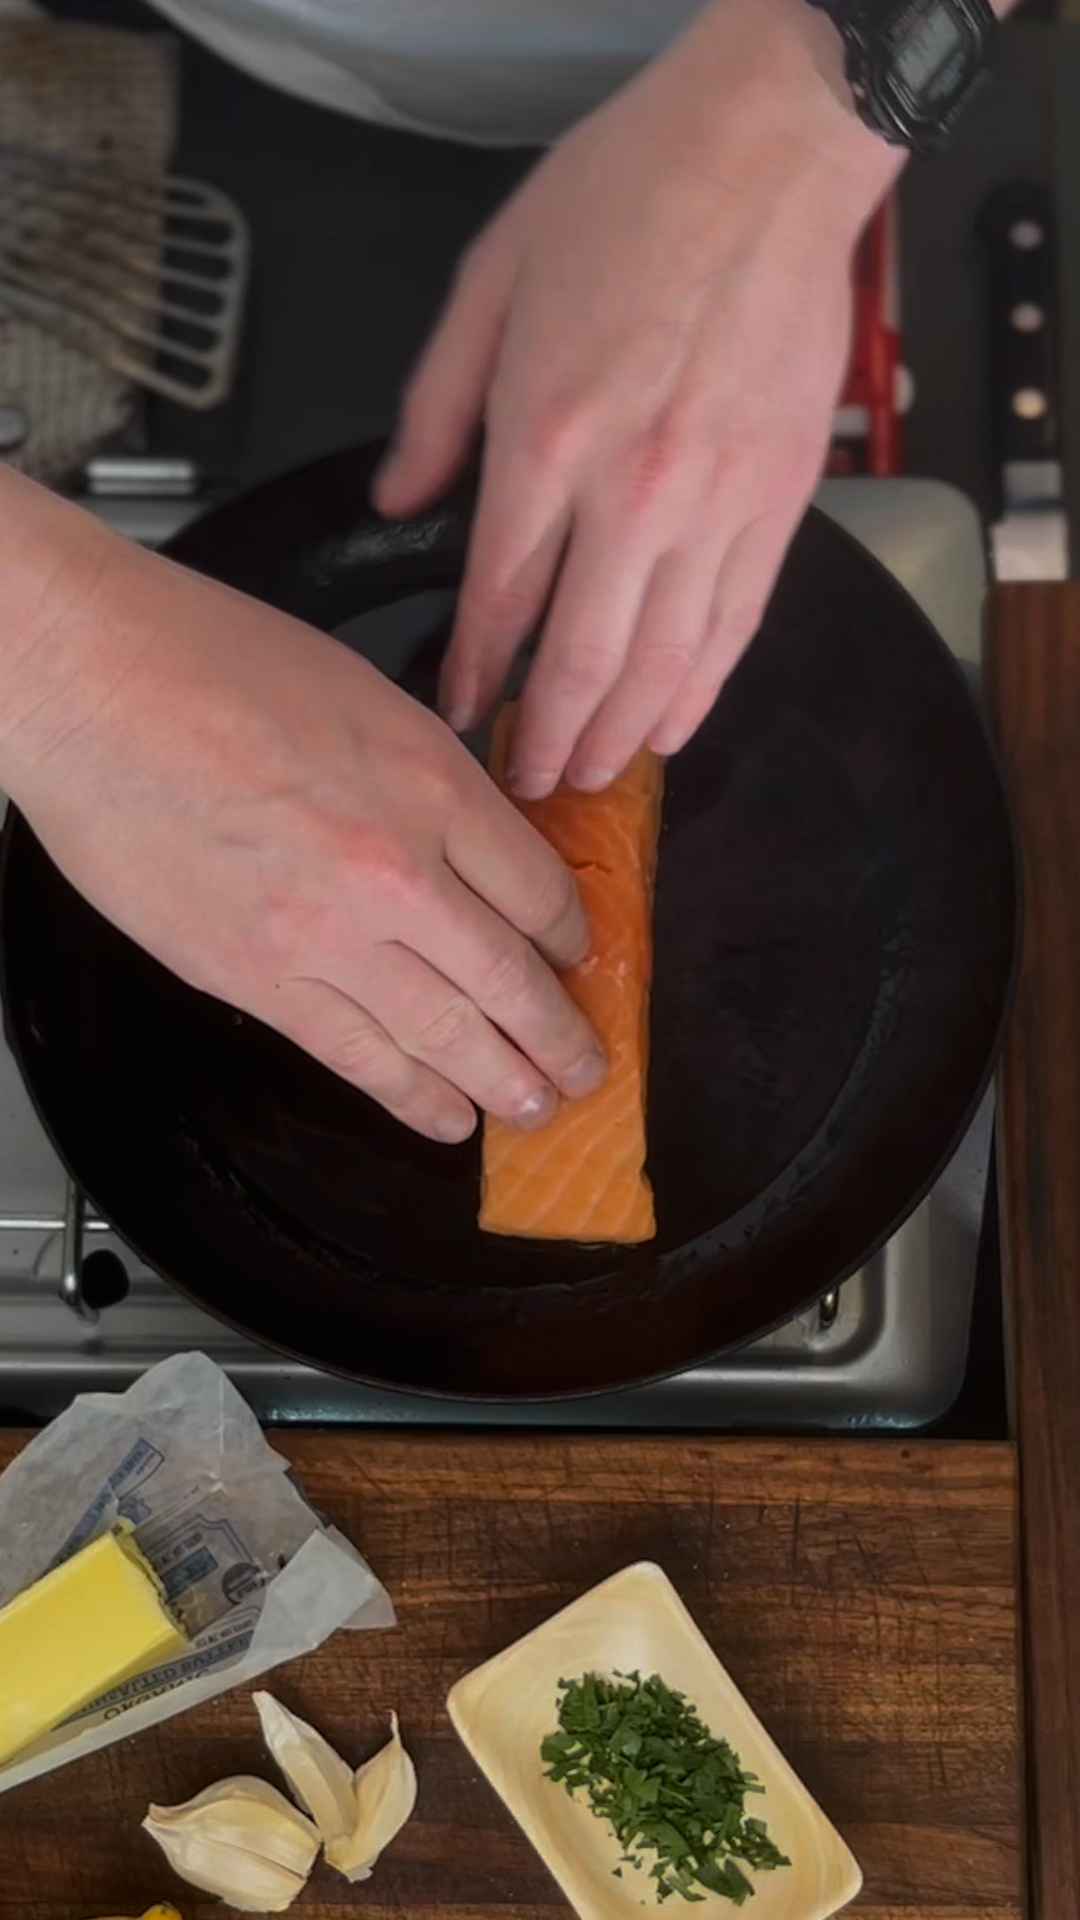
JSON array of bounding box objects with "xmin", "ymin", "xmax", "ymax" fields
[{"xmin": 0, "ymin": 1530, "xmax": 187, "ymax": 1767}]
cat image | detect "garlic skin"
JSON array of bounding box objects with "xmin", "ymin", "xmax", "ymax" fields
[
  {"xmin": 253, "ymin": 1690, "xmax": 357, "ymax": 1847},
  {"xmin": 325, "ymin": 1710, "xmax": 418, "ymax": 1882},
  {"xmin": 143, "ymin": 1775, "xmax": 320, "ymax": 1912}
]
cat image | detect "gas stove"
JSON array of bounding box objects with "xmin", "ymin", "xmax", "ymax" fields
[{"xmin": 0, "ymin": 475, "xmax": 994, "ymax": 1428}]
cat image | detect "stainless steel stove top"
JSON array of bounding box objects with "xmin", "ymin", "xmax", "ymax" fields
[{"xmin": 0, "ymin": 476, "xmax": 993, "ymax": 1429}]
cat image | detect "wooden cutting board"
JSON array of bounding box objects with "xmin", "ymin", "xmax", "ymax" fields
[
  {"xmin": 0, "ymin": 1435, "xmax": 1019, "ymax": 1920},
  {"xmin": 990, "ymin": 583, "xmax": 1080, "ymax": 1920}
]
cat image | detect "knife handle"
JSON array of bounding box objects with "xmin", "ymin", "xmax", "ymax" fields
[{"xmin": 980, "ymin": 182, "xmax": 1062, "ymax": 485}]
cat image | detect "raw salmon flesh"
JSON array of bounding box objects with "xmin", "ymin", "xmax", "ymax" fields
[{"xmin": 479, "ymin": 707, "xmax": 662, "ymax": 1244}]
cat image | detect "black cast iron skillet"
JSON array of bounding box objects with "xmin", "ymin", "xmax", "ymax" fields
[{"xmin": 0, "ymin": 443, "xmax": 1018, "ymax": 1398}]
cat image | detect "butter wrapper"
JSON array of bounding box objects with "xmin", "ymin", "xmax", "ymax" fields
[{"xmin": 0, "ymin": 1351, "xmax": 395, "ymax": 1794}]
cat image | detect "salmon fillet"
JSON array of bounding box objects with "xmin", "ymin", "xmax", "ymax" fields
[{"xmin": 479, "ymin": 708, "xmax": 662, "ymax": 1244}]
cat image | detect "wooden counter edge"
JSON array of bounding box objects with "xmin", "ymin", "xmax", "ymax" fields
[{"xmin": 989, "ymin": 582, "xmax": 1080, "ymax": 1920}]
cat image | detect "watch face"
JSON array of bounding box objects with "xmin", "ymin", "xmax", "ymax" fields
[
  {"xmin": 860, "ymin": 0, "xmax": 994, "ymax": 147},
  {"xmin": 890, "ymin": 5, "xmax": 968, "ymax": 99}
]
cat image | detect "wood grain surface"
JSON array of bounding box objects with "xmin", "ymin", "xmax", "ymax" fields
[
  {"xmin": 0, "ymin": 1435, "xmax": 1018, "ymax": 1920},
  {"xmin": 990, "ymin": 583, "xmax": 1080, "ymax": 1920}
]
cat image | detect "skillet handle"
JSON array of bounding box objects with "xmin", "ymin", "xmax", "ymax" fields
[{"xmin": 163, "ymin": 439, "xmax": 478, "ymax": 632}]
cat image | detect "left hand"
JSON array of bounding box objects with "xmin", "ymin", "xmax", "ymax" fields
[
  {"xmin": 0, "ymin": 469, "xmax": 605, "ymax": 1147},
  {"xmin": 375, "ymin": 0, "xmax": 900, "ymax": 798}
]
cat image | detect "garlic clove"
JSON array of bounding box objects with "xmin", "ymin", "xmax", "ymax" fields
[
  {"xmin": 143, "ymin": 1775, "xmax": 320, "ymax": 1912},
  {"xmin": 253, "ymin": 1690, "xmax": 357, "ymax": 1847},
  {"xmin": 145, "ymin": 1830, "xmax": 303, "ymax": 1913},
  {"xmin": 147, "ymin": 1776, "xmax": 320, "ymax": 1875},
  {"xmin": 325, "ymin": 1711, "xmax": 417, "ymax": 1883}
]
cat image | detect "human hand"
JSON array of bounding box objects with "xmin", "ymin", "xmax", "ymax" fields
[
  {"xmin": 0, "ymin": 480, "xmax": 605, "ymax": 1144},
  {"xmin": 375, "ymin": 0, "xmax": 901, "ymax": 797}
]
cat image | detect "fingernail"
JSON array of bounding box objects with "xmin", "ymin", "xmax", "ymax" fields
[
  {"xmin": 571, "ymin": 765, "xmax": 616, "ymax": 792},
  {"xmin": 372, "ymin": 449, "xmax": 403, "ymax": 509},
  {"xmin": 434, "ymin": 1109, "xmax": 476, "ymax": 1144},
  {"xmin": 509, "ymin": 767, "xmax": 558, "ymax": 801},
  {"xmin": 563, "ymin": 1049, "xmax": 607, "ymax": 1098},
  {"xmin": 443, "ymin": 688, "xmax": 477, "ymax": 734},
  {"xmin": 648, "ymin": 730, "xmax": 681, "ymax": 759},
  {"xmin": 514, "ymin": 1086, "xmax": 558, "ymax": 1129}
]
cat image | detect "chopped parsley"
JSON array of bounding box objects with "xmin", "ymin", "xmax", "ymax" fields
[{"xmin": 541, "ymin": 1672, "xmax": 790, "ymax": 1907}]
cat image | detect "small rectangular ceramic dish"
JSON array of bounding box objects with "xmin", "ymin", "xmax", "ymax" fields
[{"xmin": 447, "ymin": 1561, "xmax": 861, "ymax": 1920}]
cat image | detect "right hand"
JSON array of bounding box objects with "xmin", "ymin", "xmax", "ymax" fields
[
  {"xmin": 0, "ymin": 483, "xmax": 606, "ymax": 1145},
  {"xmin": 377, "ymin": 0, "xmax": 899, "ymax": 798}
]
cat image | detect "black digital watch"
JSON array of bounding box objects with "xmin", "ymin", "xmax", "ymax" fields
[{"xmin": 807, "ymin": 0, "xmax": 998, "ymax": 155}]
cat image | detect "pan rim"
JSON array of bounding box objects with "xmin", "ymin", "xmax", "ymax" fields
[{"xmin": 0, "ymin": 459, "xmax": 1021, "ymax": 1403}]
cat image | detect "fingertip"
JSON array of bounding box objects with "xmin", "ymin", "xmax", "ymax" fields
[
  {"xmin": 550, "ymin": 934, "xmax": 589, "ymax": 975},
  {"xmin": 567, "ymin": 763, "xmax": 617, "ymax": 793},
  {"xmin": 561, "ymin": 1047, "xmax": 607, "ymax": 1098},
  {"xmin": 510, "ymin": 1084, "xmax": 559, "ymax": 1130},
  {"xmin": 648, "ymin": 720, "xmax": 690, "ymax": 758},
  {"xmin": 438, "ymin": 666, "xmax": 479, "ymax": 736},
  {"xmin": 430, "ymin": 1102, "xmax": 478, "ymax": 1145},
  {"xmin": 372, "ymin": 457, "xmax": 422, "ymax": 521},
  {"xmin": 508, "ymin": 764, "xmax": 561, "ymax": 802},
  {"xmin": 373, "ymin": 430, "xmax": 456, "ymax": 520},
  {"xmin": 506, "ymin": 687, "xmax": 588, "ymax": 802}
]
